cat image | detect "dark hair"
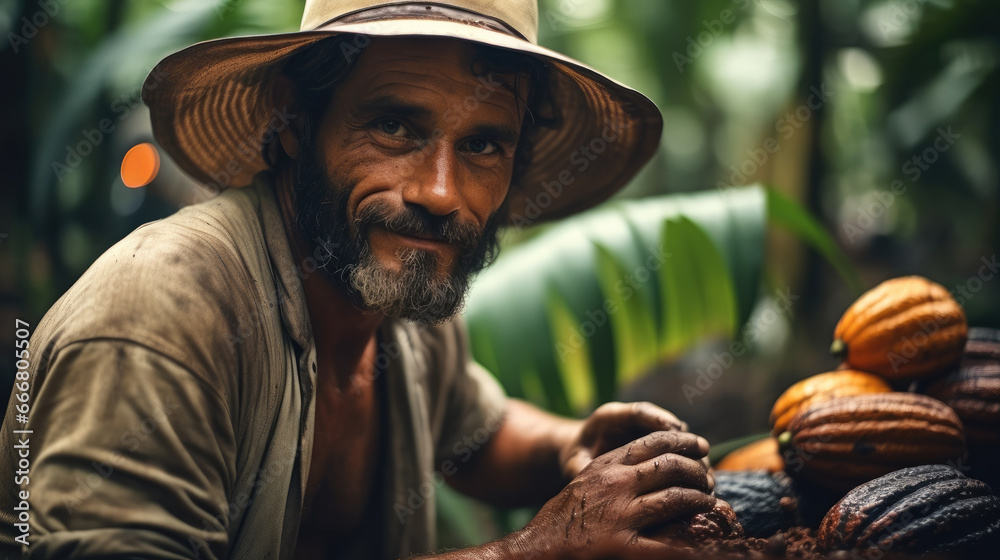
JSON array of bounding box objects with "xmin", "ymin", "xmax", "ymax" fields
[{"xmin": 263, "ymin": 34, "xmax": 560, "ymax": 190}]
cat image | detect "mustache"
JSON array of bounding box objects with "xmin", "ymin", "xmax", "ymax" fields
[{"xmin": 353, "ymin": 201, "xmax": 484, "ymax": 254}]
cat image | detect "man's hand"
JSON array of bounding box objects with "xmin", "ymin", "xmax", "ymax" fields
[
  {"xmin": 524, "ymin": 430, "xmax": 716, "ymax": 558},
  {"xmin": 559, "ymin": 401, "xmax": 697, "ymax": 480}
]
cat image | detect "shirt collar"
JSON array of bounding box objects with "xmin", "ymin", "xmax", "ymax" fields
[{"xmin": 252, "ymin": 172, "xmax": 315, "ymax": 355}]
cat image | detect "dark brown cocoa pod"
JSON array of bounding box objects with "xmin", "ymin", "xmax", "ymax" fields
[
  {"xmin": 780, "ymin": 393, "xmax": 966, "ymax": 493},
  {"xmin": 712, "ymin": 471, "xmax": 801, "ymax": 537},
  {"xmin": 818, "ymin": 464, "xmax": 1000, "ymax": 555},
  {"xmin": 924, "ymin": 327, "xmax": 1000, "ymax": 445}
]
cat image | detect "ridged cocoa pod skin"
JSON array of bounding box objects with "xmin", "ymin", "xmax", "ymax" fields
[
  {"xmin": 770, "ymin": 370, "xmax": 892, "ymax": 436},
  {"xmin": 781, "ymin": 393, "xmax": 965, "ymax": 492},
  {"xmin": 925, "ymin": 328, "xmax": 1000, "ymax": 445},
  {"xmin": 713, "ymin": 471, "xmax": 800, "ymax": 538},
  {"xmin": 818, "ymin": 464, "xmax": 1000, "ymax": 555},
  {"xmin": 832, "ymin": 276, "xmax": 967, "ymax": 381},
  {"xmin": 714, "ymin": 437, "xmax": 783, "ymax": 473}
]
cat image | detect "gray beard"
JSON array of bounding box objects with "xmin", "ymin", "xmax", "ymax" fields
[{"xmin": 347, "ymin": 245, "xmax": 464, "ymax": 324}]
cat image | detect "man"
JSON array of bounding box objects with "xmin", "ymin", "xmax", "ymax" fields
[{"xmin": 0, "ymin": 1, "xmax": 718, "ymax": 558}]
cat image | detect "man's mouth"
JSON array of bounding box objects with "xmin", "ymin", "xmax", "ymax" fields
[{"xmin": 382, "ymin": 227, "xmax": 450, "ymax": 251}]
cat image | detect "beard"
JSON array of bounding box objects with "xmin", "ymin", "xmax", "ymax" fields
[{"xmin": 290, "ymin": 139, "xmax": 503, "ymax": 326}]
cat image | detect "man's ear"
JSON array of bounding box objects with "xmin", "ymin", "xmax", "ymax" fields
[{"xmin": 271, "ymin": 74, "xmax": 302, "ymax": 160}]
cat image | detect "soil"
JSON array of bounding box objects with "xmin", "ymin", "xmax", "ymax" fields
[{"xmin": 594, "ymin": 527, "xmax": 994, "ymax": 559}]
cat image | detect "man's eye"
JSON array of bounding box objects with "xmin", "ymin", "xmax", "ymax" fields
[
  {"xmin": 378, "ymin": 120, "xmax": 408, "ymax": 137},
  {"xmin": 465, "ymin": 138, "xmax": 498, "ymax": 155}
]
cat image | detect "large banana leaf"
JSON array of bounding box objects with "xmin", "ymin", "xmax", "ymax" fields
[{"xmin": 464, "ymin": 185, "xmax": 854, "ymax": 417}]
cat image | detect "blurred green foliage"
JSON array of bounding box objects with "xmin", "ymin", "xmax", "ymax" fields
[
  {"xmin": 465, "ymin": 185, "xmax": 857, "ymax": 418},
  {"xmin": 1, "ymin": 0, "xmax": 995, "ymax": 317},
  {"xmin": 0, "ymin": 0, "xmax": 997, "ymax": 546}
]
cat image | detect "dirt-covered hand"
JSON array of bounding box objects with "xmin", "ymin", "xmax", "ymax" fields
[
  {"xmin": 525, "ymin": 429, "xmax": 716, "ymax": 559},
  {"xmin": 559, "ymin": 401, "xmax": 704, "ymax": 480}
]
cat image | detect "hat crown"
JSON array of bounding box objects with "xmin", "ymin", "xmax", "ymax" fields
[{"xmin": 300, "ymin": 0, "xmax": 539, "ymax": 43}]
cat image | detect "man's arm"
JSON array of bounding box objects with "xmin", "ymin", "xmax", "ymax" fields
[
  {"xmin": 446, "ymin": 399, "xmax": 702, "ymax": 507},
  {"xmin": 444, "ymin": 398, "xmax": 578, "ymax": 507},
  {"xmin": 433, "ymin": 323, "xmax": 714, "ymax": 559},
  {"xmin": 433, "ymin": 429, "xmax": 716, "ymax": 560},
  {"xmin": 11, "ymin": 340, "xmax": 236, "ymax": 559}
]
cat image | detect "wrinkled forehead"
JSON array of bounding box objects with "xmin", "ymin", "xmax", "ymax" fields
[{"xmin": 350, "ymin": 36, "xmax": 530, "ymax": 102}]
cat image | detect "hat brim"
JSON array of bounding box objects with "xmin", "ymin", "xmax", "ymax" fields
[{"xmin": 142, "ymin": 18, "xmax": 663, "ymax": 224}]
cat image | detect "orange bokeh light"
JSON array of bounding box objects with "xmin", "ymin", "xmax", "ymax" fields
[{"xmin": 121, "ymin": 143, "xmax": 160, "ymax": 188}]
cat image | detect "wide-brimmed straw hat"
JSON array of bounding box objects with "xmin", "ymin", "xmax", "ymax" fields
[{"xmin": 142, "ymin": 0, "xmax": 663, "ymax": 224}]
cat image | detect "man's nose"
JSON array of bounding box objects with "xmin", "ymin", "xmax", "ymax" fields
[{"xmin": 402, "ymin": 143, "xmax": 463, "ymax": 217}]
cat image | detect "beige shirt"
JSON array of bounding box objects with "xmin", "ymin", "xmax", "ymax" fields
[{"xmin": 0, "ymin": 174, "xmax": 507, "ymax": 559}]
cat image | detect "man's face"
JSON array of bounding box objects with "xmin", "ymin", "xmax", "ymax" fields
[{"xmin": 291, "ymin": 37, "xmax": 526, "ymax": 325}]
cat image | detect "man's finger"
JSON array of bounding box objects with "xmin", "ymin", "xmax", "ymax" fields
[
  {"xmin": 633, "ymin": 491, "xmax": 716, "ymax": 527},
  {"xmin": 562, "ymin": 450, "xmax": 592, "ymax": 479},
  {"xmin": 629, "ymin": 487, "xmax": 717, "ymax": 527},
  {"xmin": 631, "ymin": 453, "xmax": 711, "ymax": 494},
  {"xmin": 622, "ymin": 401, "xmax": 688, "ymax": 432},
  {"xmin": 616, "ymin": 431, "xmax": 709, "ymax": 466}
]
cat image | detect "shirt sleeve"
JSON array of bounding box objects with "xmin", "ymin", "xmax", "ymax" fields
[
  {"xmin": 19, "ymin": 339, "xmax": 236, "ymax": 560},
  {"xmin": 431, "ymin": 319, "xmax": 508, "ymax": 465}
]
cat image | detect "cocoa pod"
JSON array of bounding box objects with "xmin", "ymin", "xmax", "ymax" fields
[
  {"xmin": 713, "ymin": 471, "xmax": 800, "ymax": 538},
  {"xmin": 714, "ymin": 437, "xmax": 783, "ymax": 473},
  {"xmin": 780, "ymin": 392, "xmax": 965, "ymax": 492},
  {"xmin": 770, "ymin": 370, "xmax": 892, "ymax": 436},
  {"xmin": 831, "ymin": 276, "xmax": 967, "ymax": 381},
  {"xmin": 925, "ymin": 327, "xmax": 1000, "ymax": 445},
  {"xmin": 818, "ymin": 464, "xmax": 1000, "ymax": 555}
]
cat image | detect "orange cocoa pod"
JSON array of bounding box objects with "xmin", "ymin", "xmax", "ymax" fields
[
  {"xmin": 714, "ymin": 437, "xmax": 783, "ymax": 473},
  {"xmin": 831, "ymin": 276, "xmax": 967, "ymax": 381},
  {"xmin": 769, "ymin": 370, "xmax": 892, "ymax": 436}
]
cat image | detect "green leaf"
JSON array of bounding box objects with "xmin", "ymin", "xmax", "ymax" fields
[
  {"xmin": 436, "ymin": 485, "xmax": 491, "ymax": 546},
  {"xmin": 465, "ymin": 186, "xmax": 770, "ymax": 413},
  {"xmin": 708, "ymin": 431, "xmax": 773, "ymax": 465},
  {"xmin": 593, "ymin": 243, "xmax": 657, "ymax": 385},
  {"xmin": 620, "ymin": 186, "xmax": 766, "ymax": 325},
  {"xmin": 545, "ymin": 288, "xmax": 596, "ymax": 415},
  {"xmin": 659, "ymin": 218, "xmax": 703, "ymax": 355},
  {"xmin": 659, "ymin": 217, "xmax": 738, "ymax": 356},
  {"xmin": 766, "ymin": 188, "xmax": 862, "ymax": 294}
]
